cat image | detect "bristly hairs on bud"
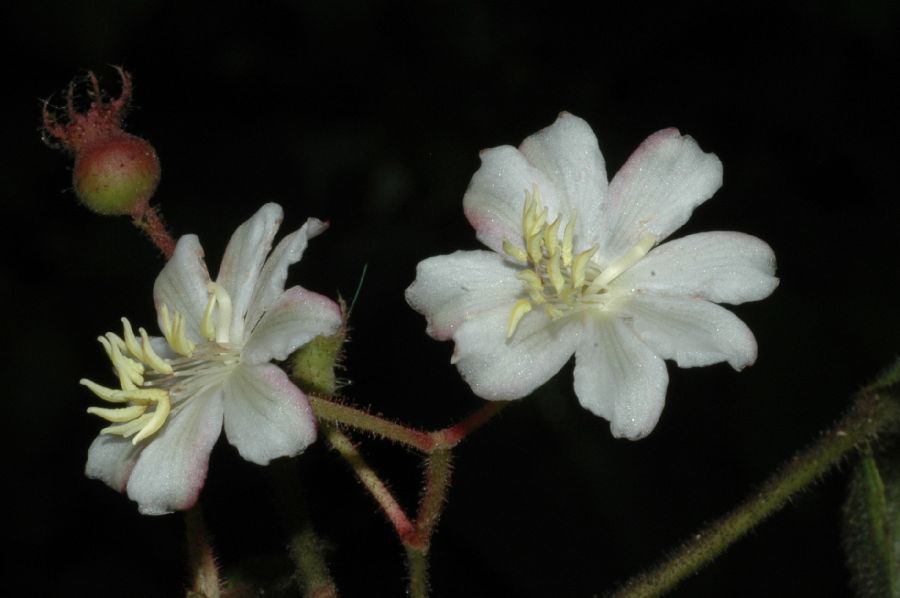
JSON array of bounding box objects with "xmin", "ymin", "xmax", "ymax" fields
[{"xmin": 42, "ymin": 67, "xmax": 175, "ymax": 257}]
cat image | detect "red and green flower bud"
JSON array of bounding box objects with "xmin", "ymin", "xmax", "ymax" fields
[{"xmin": 43, "ymin": 68, "xmax": 161, "ymax": 216}]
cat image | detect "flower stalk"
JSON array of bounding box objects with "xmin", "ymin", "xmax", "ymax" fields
[
  {"xmin": 185, "ymin": 504, "xmax": 221, "ymax": 598},
  {"xmin": 612, "ymin": 370, "xmax": 900, "ymax": 598}
]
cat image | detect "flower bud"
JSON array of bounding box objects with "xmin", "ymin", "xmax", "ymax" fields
[
  {"xmin": 43, "ymin": 68, "xmax": 161, "ymax": 216},
  {"xmin": 72, "ymin": 133, "xmax": 161, "ymax": 215}
]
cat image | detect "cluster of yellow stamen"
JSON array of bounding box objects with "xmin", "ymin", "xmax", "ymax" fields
[
  {"xmin": 80, "ymin": 282, "xmax": 235, "ymax": 445},
  {"xmin": 502, "ymin": 186, "xmax": 656, "ymax": 338}
]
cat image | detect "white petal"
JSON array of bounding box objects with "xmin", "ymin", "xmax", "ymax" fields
[
  {"xmin": 452, "ymin": 305, "xmax": 581, "ymax": 400},
  {"xmin": 599, "ymin": 129, "xmax": 723, "ymax": 262},
  {"xmin": 216, "ymin": 203, "xmax": 284, "ymax": 342},
  {"xmin": 621, "ymin": 293, "xmax": 758, "ymax": 370},
  {"xmin": 85, "ymin": 434, "xmax": 142, "ymax": 493},
  {"xmin": 405, "ymin": 250, "xmax": 524, "ymax": 340},
  {"xmin": 245, "ymin": 218, "xmax": 328, "ymax": 332},
  {"xmin": 223, "ymin": 363, "xmax": 317, "ymax": 465},
  {"xmin": 462, "ymin": 145, "xmax": 564, "ymax": 255},
  {"xmin": 242, "ymin": 286, "xmax": 343, "ymax": 365},
  {"xmin": 573, "ymin": 316, "xmax": 669, "ymax": 440},
  {"xmin": 618, "ymin": 231, "xmax": 778, "ymax": 304},
  {"xmin": 519, "ymin": 112, "xmax": 608, "ymax": 246},
  {"xmin": 125, "ymin": 388, "xmax": 224, "ymax": 515},
  {"xmin": 153, "ymin": 235, "xmax": 211, "ymax": 341}
]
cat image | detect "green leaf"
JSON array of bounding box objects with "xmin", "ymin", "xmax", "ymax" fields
[{"xmin": 842, "ymin": 447, "xmax": 900, "ymax": 597}]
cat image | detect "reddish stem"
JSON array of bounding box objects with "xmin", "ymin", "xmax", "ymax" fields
[{"xmin": 132, "ymin": 203, "xmax": 176, "ymax": 258}]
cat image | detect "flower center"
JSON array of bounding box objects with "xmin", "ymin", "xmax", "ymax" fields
[
  {"xmin": 80, "ymin": 283, "xmax": 239, "ymax": 445},
  {"xmin": 503, "ymin": 186, "xmax": 655, "ymax": 338}
]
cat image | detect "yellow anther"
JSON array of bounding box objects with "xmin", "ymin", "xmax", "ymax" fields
[
  {"xmin": 200, "ymin": 292, "xmax": 217, "ymax": 341},
  {"xmin": 160, "ymin": 304, "xmax": 173, "ymax": 344},
  {"xmin": 101, "ymin": 413, "xmax": 153, "ymax": 438},
  {"xmin": 169, "ymin": 310, "xmax": 196, "ymax": 357},
  {"xmin": 543, "ymin": 304, "xmax": 565, "ymax": 319},
  {"xmin": 207, "ymin": 282, "xmax": 233, "ymax": 344},
  {"xmin": 507, "ymin": 298, "xmax": 533, "ymax": 339},
  {"xmin": 547, "ymin": 251, "xmax": 565, "ymax": 294},
  {"xmin": 98, "ymin": 335, "xmax": 143, "ymax": 390},
  {"xmin": 572, "ymin": 247, "xmax": 598, "ymax": 290},
  {"xmin": 502, "ymin": 239, "xmax": 529, "ymax": 264},
  {"xmin": 593, "ymin": 233, "xmax": 657, "ymax": 289},
  {"xmin": 562, "ymin": 216, "xmax": 576, "ymax": 268},
  {"xmin": 517, "ymin": 269, "xmax": 543, "ymax": 293},
  {"xmin": 80, "ymin": 378, "xmax": 130, "ymax": 403},
  {"xmin": 140, "ymin": 328, "xmax": 174, "ymax": 375},
  {"xmin": 87, "ymin": 404, "xmax": 148, "ymax": 423},
  {"xmin": 522, "ymin": 192, "xmax": 535, "ymax": 237},
  {"xmin": 526, "ymin": 230, "xmax": 544, "ymax": 265},
  {"xmin": 120, "ymin": 318, "xmax": 144, "ymax": 361},
  {"xmin": 543, "ymin": 217, "xmax": 561, "ymax": 257},
  {"xmin": 131, "ymin": 392, "xmax": 171, "ymax": 444}
]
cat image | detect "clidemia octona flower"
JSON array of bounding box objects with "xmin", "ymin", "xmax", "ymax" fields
[
  {"xmin": 81, "ymin": 203, "xmax": 342, "ymax": 514},
  {"xmin": 406, "ymin": 113, "xmax": 778, "ymax": 439}
]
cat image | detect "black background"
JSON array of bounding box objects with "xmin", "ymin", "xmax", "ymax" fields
[{"xmin": 3, "ymin": 1, "xmax": 900, "ymax": 596}]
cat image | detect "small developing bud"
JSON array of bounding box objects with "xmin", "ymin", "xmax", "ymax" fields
[
  {"xmin": 42, "ymin": 68, "xmax": 161, "ymax": 216},
  {"xmin": 291, "ymin": 327, "xmax": 347, "ymax": 397}
]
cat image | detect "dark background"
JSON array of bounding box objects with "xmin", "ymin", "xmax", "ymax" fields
[{"xmin": 3, "ymin": 1, "xmax": 899, "ymax": 596}]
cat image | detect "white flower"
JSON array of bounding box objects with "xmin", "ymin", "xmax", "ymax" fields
[
  {"xmin": 81, "ymin": 203, "xmax": 342, "ymax": 514},
  {"xmin": 406, "ymin": 114, "xmax": 778, "ymax": 439}
]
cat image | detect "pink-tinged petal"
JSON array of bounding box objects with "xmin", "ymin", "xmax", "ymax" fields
[
  {"xmin": 405, "ymin": 250, "xmax": 524, "ymax": 341},
  {"xmin": 245, "ymin": 218, "xmax": 328, "ymax": 332},
  {"xmin": 573, "ymin": 317, "xmax": 669, "ymax": 440},
  {"xmin": 519, "ymin": 112, "xmax": 608, "ymax": 246},
  {"xmin": 223, "ymin": 363, "xmax": 317, "ymax": 465},
  {"xmin": 599, "ymin": 129, "xmax": 723, "ymax": 263},
  {"xmin": 242, "ymin": 286, "xmax": 342, "ymax": 365},
  {"xmin": 463, "ymin": 145, "xmax": 564, "ymax": 255},
  {"xmin": 451, "ymin": 305, "xmax": 581, "ymax": 400},
  {"xmin": 125, "ymin": 388, "xmax": 224, "ymax": 515},
  {"xmin": 621, "ymin": 294, "xmax": 758, "ymax": 370},
  {"xmin": 618, "ymin": 231, "xmax": 779, "ymax": 305},
  {"xmin": 85, "ymin": 434, "xmax": 142, "ymax": 493},
  {"xmin": 216, "ymin": 203, "xmax": 284, "ymax": 342},
  {"xmin": 153, "ymin": 235, "xmax": 211, "ymax": 342}
]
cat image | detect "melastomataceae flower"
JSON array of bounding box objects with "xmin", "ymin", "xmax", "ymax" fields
[
  {"xmin": 406, "ymin": 113, "xmax": 778, "ymax": 439},
  {"xmin": 81, "ymin": 203, "xmax": 342, "ymax": 514}
]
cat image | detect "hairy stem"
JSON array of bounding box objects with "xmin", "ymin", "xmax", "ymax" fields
[
  {"xmin": 132, "ymin": 203, "xmax": 175, "ymax": 258},
  {"xmin": 184, "ymin": 503, "xmax": 221, "ymax": 598},
  {"xmin": 613, "ymin": 381, "xmax": 900, "ymax": 598},
  {"xmin": 269, "ymin": 460, "xmax": 339, "ymax": 598}
]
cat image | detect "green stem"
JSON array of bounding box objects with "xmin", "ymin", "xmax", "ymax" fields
[
  {"xmin": 310, "ymin": 396, "xmax": 436, "ymax": 452},
  {"xmin": 184, "ymin": 503, "xmax": 221, "ymax": 598},
  {"xmin": 322, "ymin": 423, "xmax": 416, "ymax": 541},
  {"xmin": 613, "ymin": 383, "xmax": 900, "ymax": 598},
  {"xmin": 310, "ymin": 396, "xmax": 509, "ymax": 453},
  {"xmin": 268, "ymin": 460, "xmax": 339, "ymax": 598},
  {"xmin": 405, "ymin": 545, "xmax": 430, "ymax": 598}
]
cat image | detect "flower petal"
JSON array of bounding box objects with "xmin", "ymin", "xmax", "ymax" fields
[
  {"xmin": 618, "ymin": 231, "xmax": 778, "ymax": 304},
  {"xmin": 242, "ymin": 286, "xmax": 343, "ymax": 365},
  {"xmin": 462, "ymin": 145, "xmax": 564, "ymax": 255},
  {"xmin": 405, "ymin": 250, "xmax": 524, "ymax": 340},
  {"xmin": 216, "ymin": 203, "xmax": 284, "ymax": 342},
  {"xmin": 153, "ymin": 234, "xmax": 211, "ymax": 341},
  {"xmin": 223, "ymin": 363, "xmax": 317, "ymax": 465},
  {"xmin": 451, "ymin": 305, "xmax": 581, "ymax": 400},
  {"xmin": 573, "ymin": 316, "xmax": 669, "ymax": 440},
  {"xmin": 245, "ymin": 218, "xmax": 329, "ymax": 332},
  {"xmin": 519, "ymin": 112, "xmax": 608, "ymax": 246},
  {"xmin": 125, "ymin": 388, "xmax": 224, "ymax": 515},
  {"xmin": 85, "ymin": 434, "xmax": 142, "ymax": 493},
  {"xmin": 599, "ymin": 129, "xmax": 723, "ymax": 262},
  {"xmin": 621, "ymin": 293, "xmax": 758, "ymax": 370}
]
